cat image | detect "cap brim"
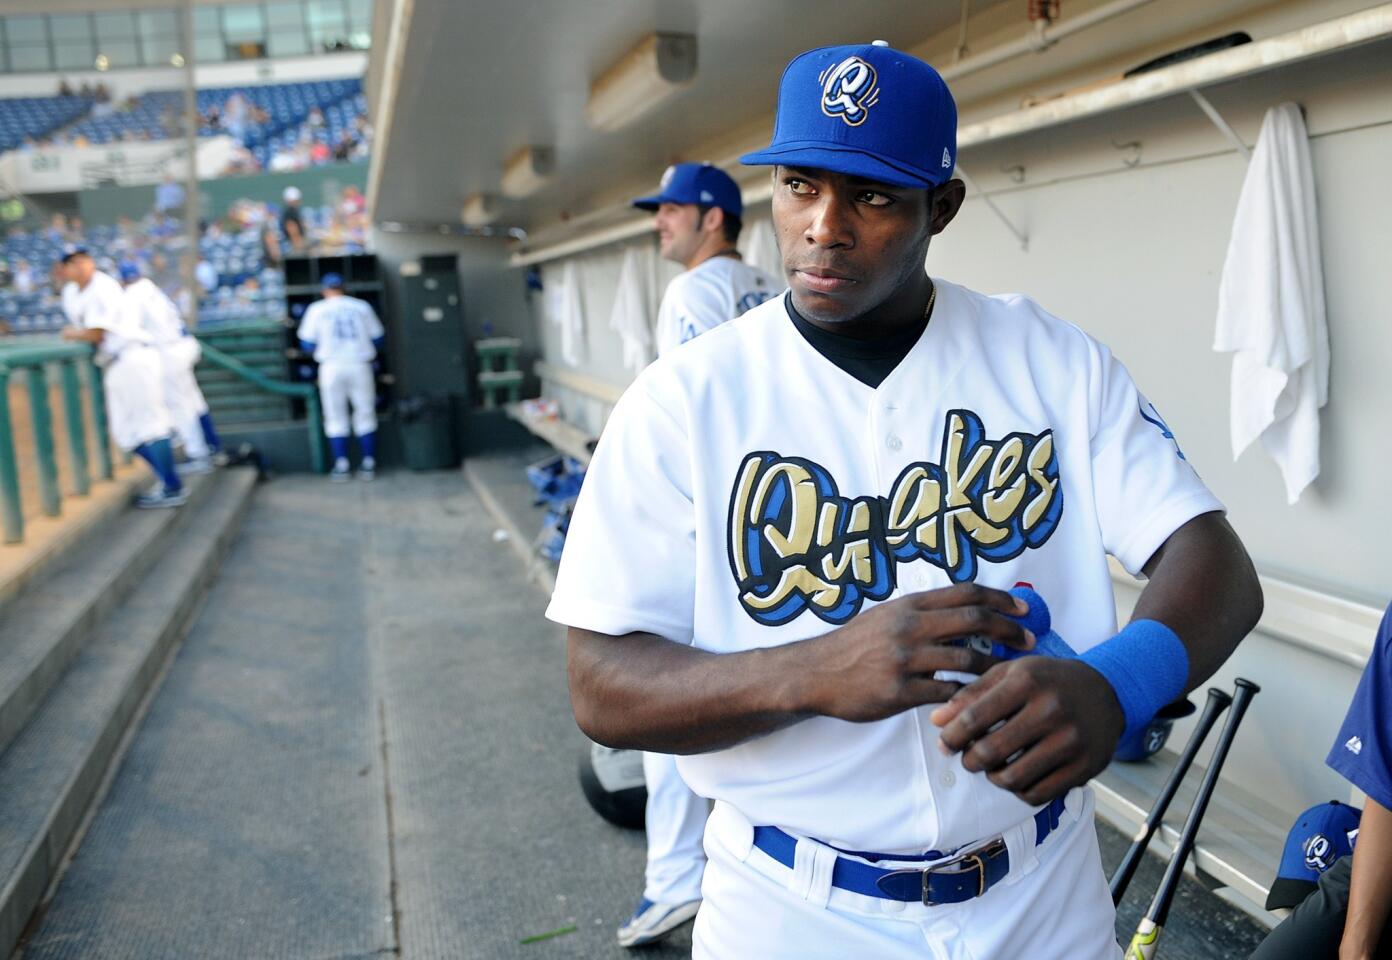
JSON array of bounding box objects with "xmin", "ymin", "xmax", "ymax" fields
[
  {"xmin": 1265, "ymin": 878, "xmax": 1318, "ymax": 910},
  {"xmin": 739, "ymin": 144, "xmax": 943, "ymax": 189},
  {"xmin": 631, "ymin": 193, "xmax": 666, "ymax": 211}
]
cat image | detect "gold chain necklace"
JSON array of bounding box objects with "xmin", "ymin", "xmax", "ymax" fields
[{"xmin": 923, "ymin": 280, "xmax": 937, "ymax": 322}]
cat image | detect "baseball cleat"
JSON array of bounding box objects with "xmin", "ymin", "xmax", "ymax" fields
[
  {"xmin": 209, "ymin": 450, "xmax": 231, "ymax": 467},
  {"xmin": 175, "ymin": 457, "xmax": 214, "ymax": 475},
  {"xmin": 329, "ymin": 458, "xmax": 351, "ymax": 483},
  {"xmin": 359, "ymin": 457, "xmax": 376, "ymax": 482},
  {"xmin": 616, "ymin": 897, "xmax": 700, "ymax": 948},
  {"xmin": 134, "ymin": 486, "xmax": 187, "ymax": 509}
]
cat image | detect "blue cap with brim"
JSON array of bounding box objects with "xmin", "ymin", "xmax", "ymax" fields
[
  {"xmin": 633, "ymin": 162, "xmax": 743, "ymax": 216},
  {"xmin": 740, "ymin": 41, "xmax": 958, "ymax": 189},
  {"xmin": 1265, "ymin": 800, "xmax": 1361, "ymax": 910},
  {"xmin": 58, "ymin": 244, "xmax": 90, "ymax": 263},
  {"xmin": 117, "ymin": 261, "xmax": 141, "ymax": 283},
  {"xmin": 321, "ymin": 272, "xmax": 344, "ymax": 289}
]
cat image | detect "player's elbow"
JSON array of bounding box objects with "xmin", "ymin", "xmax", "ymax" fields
[{"xmin": 565, "ymin": 627, "xmax": 628, "ymax": 748}]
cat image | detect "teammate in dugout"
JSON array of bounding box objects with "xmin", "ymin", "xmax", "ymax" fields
[
  {"xmin": 58, "ymin": 247, "xmax": 184, "ymax": 509},
  {"xmin": 547, "ymin": 41, "xmax": 1263, "ymax": 958},
  {"xmin": 118, "ymin": 262, "xmax": 225, "ymax": 474},
  {"xmin": 615, "ymin": 161, "xmax": 781, "ymax": 949},
  {"xmin": 1251, "ymin": 601, "xmax": 1392, "ymax": 960},
  {"xmin": 296, "ymin": 272, "xmax": 385, "ymax": 482}
]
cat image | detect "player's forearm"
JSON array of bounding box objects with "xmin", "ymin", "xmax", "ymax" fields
[
  {"xmin": 567, "ymin": 627, "xmax": 816, "ymax": 754},
  {"xmin": 1133, "ymin": 511, "xmax": 1263, "ymax": 689},
  {"xmin": 1341, "ymin": 798, "xmax": 1392, "ymax": 959}
]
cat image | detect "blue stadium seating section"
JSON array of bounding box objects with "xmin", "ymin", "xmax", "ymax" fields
[
  {"xmin": 0, "ymin": 95, "xmax": 94, "ymax": 152},
  {"xmin": 61, "ymin": 78, "xmax": 363, "ymax": 156},
  {"xmin": 0, "ymin": 204, "xmax": 351, "ymax": 333}
]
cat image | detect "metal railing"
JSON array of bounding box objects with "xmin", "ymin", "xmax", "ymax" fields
[
  {"xmin": 0, "ymin": 335, "xmax": 324, "ymax": 545},
  {"xmin": 0, "ymin": 340, "xmax": 112, "ymax": 545},
  {"xmin": 195, "ymin": 339, "xmax": 325, "ymax": 475}
]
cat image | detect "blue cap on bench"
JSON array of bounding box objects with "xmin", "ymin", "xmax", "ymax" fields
[{"xmin": 1266, "ymin": 800, "xmax": 1361, "ymax": 910}]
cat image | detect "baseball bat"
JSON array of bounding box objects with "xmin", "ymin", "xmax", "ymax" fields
[
  {"xmin": 1124, "ymin": 678, "xmax": 1259, "ymax": 960},
  {"xmin": 1110, "ymin": 687, "xmax": 1233, "ymax": 904}
]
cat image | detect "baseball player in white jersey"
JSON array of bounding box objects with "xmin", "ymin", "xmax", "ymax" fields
[
  {"xmin": 606, "ymin": 162, "xmax": 782, "ymax": 948},
  {"xmin": 118, "ymin": 262, "xmax": 224, "ymax": 474},
  {"xmin": 296, "ymin": 272, "xmax": 384, "ymax": 481},
  {"xmin": 548, "ymin": 43, "xmax": 1264, "ymax": 958},
  {"xmin": 58, "ymin": 247, "xmax": 184, "ymax": 508},
  {"xmin": 633, "ymin": 162, "xmax": 781, "ymax": 359}
]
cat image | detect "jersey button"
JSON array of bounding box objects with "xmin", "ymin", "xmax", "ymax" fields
[
  {"xmin": 886, "ymin": 434, "xmax": 903, "ymax": 452},
  {"xmin": 940, "ymin": 769, "xmax": 957, "ymax": 788}
]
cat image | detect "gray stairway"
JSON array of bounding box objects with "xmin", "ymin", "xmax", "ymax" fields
[{"xmin": 0, "ymin": 468, "xmax": 258, "ymax": 956}]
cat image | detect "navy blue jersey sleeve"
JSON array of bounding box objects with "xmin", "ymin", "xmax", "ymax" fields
[{"xmin": 1327, "ymin": 603, "xmax": 1392, "ymax": 810}]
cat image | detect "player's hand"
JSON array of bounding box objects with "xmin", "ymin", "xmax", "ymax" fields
[
  {"xmin": 802, "ymin": 583, "xmax": 1035, "ymax": 724},
  {"xmin": 931, "ymin": 658, "xmax": 1124, "ymax": 806}
]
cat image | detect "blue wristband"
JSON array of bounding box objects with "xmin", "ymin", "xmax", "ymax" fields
[{"xmin": 1079, "ymin": 620, "xmax": 1189, "ymax": 740}]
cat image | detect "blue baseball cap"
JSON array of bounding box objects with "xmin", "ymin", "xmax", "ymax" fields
[
  {"xmin": 740, "ymin": 41, "xmax": 958, "ymax": 189},
  {"xmin": 117, "ymin": 261, "xmax": 142, "ymax": 283},
  {"xmin": 632, "ymin": 162, "xmax": 743, "ymax": 217},
  {"xmin": 1266, "ymin": 800, "xmax": 1362, "ymax": 909},
  {"xmin": 320, "ymin": 272, "xmax": 344, "ymax": 289},
  {"xmin": 58, "ymin": 243, "xmax": 90, "ymax": 263}
]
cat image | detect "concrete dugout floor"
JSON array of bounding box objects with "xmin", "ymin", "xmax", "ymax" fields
[{"xmin": 18, "ymin": 471, "xmax": 1266, "ymax": 959}]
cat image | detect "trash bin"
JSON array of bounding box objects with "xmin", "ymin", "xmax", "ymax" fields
[{"xmin": 396, "ymin": 394, "xmax": 458, "ymax": 470}]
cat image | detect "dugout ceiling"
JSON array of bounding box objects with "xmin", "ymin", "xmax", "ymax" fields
[{"xmin": 367, "ymin": 0, "xmax": 1314, "ymax": 239}]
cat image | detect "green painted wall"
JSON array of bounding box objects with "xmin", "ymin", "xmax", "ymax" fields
[{"xmin": 78, "ymin": 161, "xmax": 368, "ymax": 225}]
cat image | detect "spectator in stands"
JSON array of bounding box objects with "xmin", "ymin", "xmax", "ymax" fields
[
  {"xmin": 310, "ymin": 139, "xmax": 331, "ymax": 166},
  {"xmin": 224, "ymin": 92, "xmax": 250, "ymax": 141},
  {"xmin": 260, "ymin": 216, "xmax": 283, "ymax": 269},
  {"xmin": 94, "ymin": 82, "xmax": 111, "ymax": 103},
  {"xmin": 195, "ymin": 256, "xmax": 218, "ymax": 294},
  {"xmin": 333, "ymin": 130, "xmax": 356, "ymax": 163},
  {"xmin": 155, "ymin": 175, "xmax": 185, "ymax": 216},
  {"xmin": 12, "ymin": 259, "xmax": 35, "ymax": 295},
  {"xmin": 45, "ymin": 214, "xmax": 70, "ymax": 243},
  {"xmin": 20, "ymin": 135, "xmax": 37, "ymax": 152},
  {"xmin": 280, "ymin": 187, "xmax": 307, "ymax": 254},
  {"xmin": 307, "ymin": 106, "xmax": 326, "ymax": 130},
  {"xmin": 339, "ymin": 186, "xmax": 366, "ymax": 218},
  {"xmin": 269, "ymin": 145, "xmax": 298, "ymax": 172},
  {"xmin": 58, "ymin": 78, "xmax": 74, "ymax": 97},
  {"xmin": 204, "ymin": 104, "xmax": 223, "ymax": 131}
]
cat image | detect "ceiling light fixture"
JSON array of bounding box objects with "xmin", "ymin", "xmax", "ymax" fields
[
  {"xmin": 586, "ymin": 32, "xmax": 698, "ymax": 132},
  {"xmin": 500, "ymin": 146, "xmax": 555, "ymax": 198},
  {"xmin": 461, "ymin": 192, "xmax": 499, "ymax": 227}
]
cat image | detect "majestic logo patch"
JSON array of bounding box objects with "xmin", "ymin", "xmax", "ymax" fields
[
  {"xmin": 727, "ymin": 410, "xmax": 1063, "ymax": 626},
  {"xmin": 819, "ymin": 56, "xmax": 880, "ymax": 126},
  {"xmin": 1346, "ymin": 735, "xmax": 1363, "ymax": 755},
  {"xmin": 942, "ymin": 147, "xmax": 953, "ymax": 169},
  {"xmin": 1304, "ymin": 834, "xmax": 1333, "ymax": 872},
  {"xmin": 1139, "ymin": 400, "xmax": 1186, "ymax": 460}
]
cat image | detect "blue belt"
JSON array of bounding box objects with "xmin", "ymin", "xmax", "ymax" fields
[{"xmin": 751, "ymin": 795, "xmax": 1068, "ymax": 906}]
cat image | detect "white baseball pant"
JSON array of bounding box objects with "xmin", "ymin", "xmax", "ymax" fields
[
  {"xmin": 693, "ymin": 790, "xmax": 1122, "ymax": 960},
  {"xmin": 103, "ymin": 344, "xmax": 174, "ymax": 452},
  {"xmin": 641, "ymin": 751, "xmax": 709, "ymax": 905},
  {"xmin": 318, "ymin": 361, "xmax": 377, "ymax": 438},
  {"xmin": 160, "ymin": 337, "xmax": 210, "ymax": 458}
]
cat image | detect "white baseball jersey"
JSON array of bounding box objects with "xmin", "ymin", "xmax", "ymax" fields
[
  {"xmin": 123, "ymin": 277, "xmax": 187, "ymax": 345},
  {"xmin": 296, "ymin": 294, "xmax": 384, "ymax": 364},
  {"xmin": 547, "ymin": 278, "xmax": 1222, "ymax": 856},
  {"xmin": 68, "ymin": 271, "xmax": 151, "ymax": 363},
  {"xmin": 656, "ymin": 255, "xmax": 780, "ymax": 357}
]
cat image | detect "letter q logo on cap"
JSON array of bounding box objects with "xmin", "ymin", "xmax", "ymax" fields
[{"xmin": 819, "ymin": 56, "xmax": 880, "ymax": 126}]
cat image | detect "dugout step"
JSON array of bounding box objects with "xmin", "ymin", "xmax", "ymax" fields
[
  {"xmin": 0, "ymin": 473, "xmax": 219, "ymax": 758},
  {"xmin": 0, "ymin": 468, "xmax": 257, "ymax": 958},
  {"xmin": 1093, "ymin": 750, "xmax": 1289, "ymax": 926},
  {"xmin": 462, "ymin": 445, "xmax": 560, "ymax": 591}
]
